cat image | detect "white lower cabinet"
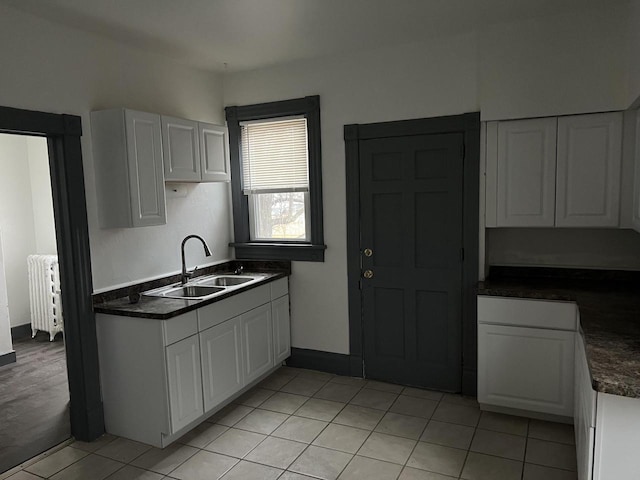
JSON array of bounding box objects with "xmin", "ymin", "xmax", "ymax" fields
[
  {"xmin": 574, "ymin": 332, "xmax": 596, "ymax": 480},
  {"xmin": 478, "ymin": 323, "xmax": 574, "ymax": 416},
  {"xmin": 200, "ymin": 316, "xmax": 244, "ymax": 412},
  {"xmin": 477, "ymin": 296, "xmax": 576, "ymax": 418},
  {"xmin": 272, "ymin": 294, "xmax": 291, "ymax": 365},
  {"xmin": 166, "ymin": 335, "xmax": 204, "ymax": 432},
  {"xmin": 96, "ymin": 277, "xmax": 290, "ymax": 448},
  {"xmin": 242, "ymin": 304, "xmax": 273, "ymax": 384}
]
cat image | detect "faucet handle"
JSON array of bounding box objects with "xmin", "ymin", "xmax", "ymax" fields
[{"xmin": 185, "ymin": 265, "xmax": 198, "ymax": 278}]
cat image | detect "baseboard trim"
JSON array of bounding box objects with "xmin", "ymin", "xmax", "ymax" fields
[
  {"xmin": 11, "ymin": 324, "xmax": 32, "ymax": 341},
  {"xmin": 286, "ymin": 348, "xmax": 362, "ymax": 377},
  {"xmin": 462, "ymin": 367, "xmax": 477, "ymax": 397},
  {"xmin": 480, "ymin": 403, "xmax": 573, "ymax": 425},
  {"xmin": 0, "ymin": 351, "xmax": 16, "ymax": 367}
]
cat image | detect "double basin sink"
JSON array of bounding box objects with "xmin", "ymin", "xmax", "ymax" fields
[{"xmin": 144, "ymin": 274, "xmax": 268, "ymax": 301}]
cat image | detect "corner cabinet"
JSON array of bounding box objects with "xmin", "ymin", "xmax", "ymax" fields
[
  {"xmin": 162, "ymin": 115, "xmax": 230, "ymax": 183},
  {"xmin": 477, "ymin": 296, "xmax": 576, "ymax": 418},
  {"xmin": 91, "ymin": 109, "xmax": 166, "ymax": 228},
  {"xmin": 96, "ymin": 277, "xmax": 290, "ymax": 448},
  {"xmin": 486, "ymin": 112, "xmax": 623, "ymax": 228}
]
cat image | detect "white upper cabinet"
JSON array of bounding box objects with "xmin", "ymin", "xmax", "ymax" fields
[
  {"xmin": 633, "ymin": 111, "xmax": 640, "ymax": 233},
  {"xmin": 161, "ymin": 116, "xmax": 230, "ymax": 183},
  {"xmin": 556, "ymin": 112, "xmax": 623, "ymax": 227},
  {"xmin": 91, "ymin": 109, "xmax": 166, "ymax": 228},
  {"xmin": 494, "ymin": 118, "xmax": 557, "ymax": 227},
  {"xmin": 200, "ymin": 123, "xmax": 231, "ymax": 182},
  {"xmin": 162, "ymin": 116, "xmax": 201, "ymax": 182},
  {"xmin": 486, "ymin": 111, "xmax": 625, "ymax": 228}
]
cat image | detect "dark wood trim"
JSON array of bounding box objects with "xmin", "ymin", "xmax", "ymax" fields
[
  {"xmin": 286, "ymin": 348, "xmax": 362, "ymax": 377},
  {"xmin": 231, "ymin": 243, "xmax": 325, "ymax": 262},
  {"xmin": 0, "ymin": 351, "xmax": 16, "ymax": 367},
  {"xmin": 344, "ymin": 112, "xmax": 480, "ymax": 395},
  {"xmin": 0, "ymin": 105, "xmax": 103, "ymax": 441},
  {"xmin": 10, "ymin": 323, "xmax": 32, "ymax": 341},
  {"xmin": 225, "ymin": 96, "xmax": 325, "ymax": 262},
  {"xmin": 344, "ymin": 125, "xmax": 362, "ymax": 361}
]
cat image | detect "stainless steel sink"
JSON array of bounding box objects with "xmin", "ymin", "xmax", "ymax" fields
[
  {"xmin": 144, "ymin": 284, "xmax": 225, "ymax": 300},
  {"xmin": 195, "ymin": 276, "xmax": 254, "ymax": 287},
  {"xmin": 143, "ymin": 273, "xmax": 268, "ymax": 300}
]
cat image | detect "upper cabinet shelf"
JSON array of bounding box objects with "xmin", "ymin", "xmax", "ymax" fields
[
  {"xmin": 162, "ymin": 116, "xmax": 230, "ymax": 183},
  {"xmin": 486, "ymin": 112, "xmax": 623, "ymax": 228}
]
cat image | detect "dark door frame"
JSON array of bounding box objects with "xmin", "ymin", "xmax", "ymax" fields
[
  {"xmin": 0, "ymin": 105, "xmax": 104, "ymax": 441},
  {"xmin": 344, "ymin": 112, "xmax": 480, "ymax": 395}
]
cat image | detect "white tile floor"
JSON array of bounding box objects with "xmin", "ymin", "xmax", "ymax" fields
[{"xmin": 3, "ymin": 367, "xmax": 578, "ymax": 480}]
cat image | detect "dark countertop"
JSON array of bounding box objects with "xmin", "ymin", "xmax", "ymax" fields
[
  {"xmin": 478, "ymin": 266, "xmax": 640, "ymax": 399},
  {"xmin": 93, "ymin": 260, "xmax": 290, "ymax": 320}
]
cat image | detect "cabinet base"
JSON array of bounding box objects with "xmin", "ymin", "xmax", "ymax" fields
[{"xmin": 480, "ymin": 403, "xmax": 573, "ymax": 425}]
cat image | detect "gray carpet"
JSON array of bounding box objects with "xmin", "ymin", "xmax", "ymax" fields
[{"xmin": 0, "ymin": 332, "xmax": 70, "ymax": 473}]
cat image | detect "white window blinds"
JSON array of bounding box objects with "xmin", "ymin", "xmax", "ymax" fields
[{"xmin": 241, "ymin": 117, "xmax": 309, "ymax": 194}]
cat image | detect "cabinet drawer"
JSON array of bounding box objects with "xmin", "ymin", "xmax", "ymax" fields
[
  {"xmin": 478, "ymin": 296, "xmax": 576, "ymax": 331},
  {"xmin": 198, "ymin": 284, "xmax": 270, "ymax": 331},
  {"xmin": 163, "ymin": 311, "xmax": 198, "ymax": 345},
  {"xmin": 270, "ymin": 277, "xmax": 288, "ymax": 300}
]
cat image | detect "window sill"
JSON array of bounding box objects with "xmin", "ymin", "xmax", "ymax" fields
[{"xmin": 230, "ymin": 242, "xmax": 326, "ymax": 262}]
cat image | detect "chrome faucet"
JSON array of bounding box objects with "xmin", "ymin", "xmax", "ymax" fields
[{"xmin": 181, "ymin": 235, "xmax": 212, "ymax": 285}]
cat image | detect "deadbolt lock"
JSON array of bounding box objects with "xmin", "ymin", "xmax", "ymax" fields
[
  {"xmin": 363, "ymin": 270, "xmax": 374, "ymax": 279},
  {"xmin": 363, "ymin": 248, "xmax": 373, "ymax": 257}
]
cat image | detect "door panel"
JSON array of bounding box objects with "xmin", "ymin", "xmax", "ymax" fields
[{"xmin": 360, "ymin": 133, "xmax": 464, "ymax": 391}]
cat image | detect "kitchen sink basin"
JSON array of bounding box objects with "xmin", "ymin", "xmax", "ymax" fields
[
  {"xmin": 144, "ymin": 284, "xmax": 225, "ymax": 300},
  {"xmin": 195, "ymin": 276, "xmax": 254, "ymax": 287},
  {"xmin": 143, "ymin": 274, "xmax": 268, "ymax": 301}
]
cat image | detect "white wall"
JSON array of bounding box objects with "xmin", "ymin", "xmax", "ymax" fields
[
  {"xmin": 225, "ymin": 34, "xmax": 479, "ymax": 354},
  {"xmin": 0, "ymin": 227, "xmax": 12, "ymax": 356},
  {"xmin": 629, "ymin": 0, "xmax": 640, "ymax": 107},
  {"xmin": 0, "ymin": 135, "xmax": 38, "ymax": 328},
  {"xmin": 224, "ymin": 5, "xmax": 631, "ymax": 354},
  {"xmin": 27, "ymin": 137, "xmax": 57, "ymax": 255},
  {"xmin": 479, "ymin": 6, "xmax": 629, "ymax": 120},
  {"xmin": 487, "ymin": 229, "xmax": 640, "ymax": 270},
  {"xmin": 0, "ymin": 4, "xmax": 232, "ymax": 291}
]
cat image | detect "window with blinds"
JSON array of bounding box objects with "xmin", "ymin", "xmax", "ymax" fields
[
  {"xmin": 240, "ymin": 117, "xmax": 309, "ymax": 194},
  {"xmin": 240, "ymin": 116, "xmax": 311, "ymax": 242}
]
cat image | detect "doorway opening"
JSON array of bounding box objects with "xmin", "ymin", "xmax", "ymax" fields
[
  {"xmin": 0, "ymin": 106, "xmax": 104, "ymax": 474},
  {"xmin": 344, "ymin": 113, "xmax": 480, "ymax": 396},
  {"xmin": 0, "ymin": 134, "xmax": 69, "ymax": 472}
]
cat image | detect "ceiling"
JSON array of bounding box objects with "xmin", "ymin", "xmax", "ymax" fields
[{"xmin": 3, "ymin": 0, "xmax": 628, "ymax": 73}]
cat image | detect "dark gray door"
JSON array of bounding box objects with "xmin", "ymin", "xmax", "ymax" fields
[{"xmin": 360, "ymin": 133, "xmax": 464, "ymax": 391}]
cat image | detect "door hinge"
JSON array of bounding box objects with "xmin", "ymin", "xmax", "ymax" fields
[
  {"xmin": 460, "ymin": 248, "xmax": 465, "ymax": 262},
  {"xmin": 460, "ymin": 142, "xmax": 466, "ymax": 160}
]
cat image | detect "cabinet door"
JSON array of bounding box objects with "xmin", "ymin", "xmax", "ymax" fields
[
  {"xmin": 556, "ymin": 112, "xmax": 622, "ymax": 227},
  {"xmin": 633, "ymin": 111, "xmax": 640, "ymax": 233},
  {"xmin": 124, "ymin": 110, "xmax": 166, "ymax": 227},
  {"xmin": 575, "ymin": 333, "xmax": 596, "ymax": 480},
  {"xmin": 271, "ymin": 295, "xmax": 291, "ymax": 366},
  {"xmin": 593, "ymin": 393, "xmax": 640, "ymax": 480},
  {"xmin": 166, "ymin": 335, "xmax": 203, "ymax": 433},
  {"xmin": 478, "ymin": 324, "xmax": 574, "ymax": 417},
  {"xmin": 199, "ymin": 123, "xmax": 231, "ymax": 182},
  {"xmin": 161, "ymin": 116, "xmax": 201, "ymax": 182},
  {"xmin": 200, "ymin": 317, "xmax": 244, "ymax": 412},
  {"xmin": 242, "ymin": 304, "xmax": 273, "ymax": 384},
  {"xmin": 496, "ymin": 117, "xmax": 557, "ymax": 227}
]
